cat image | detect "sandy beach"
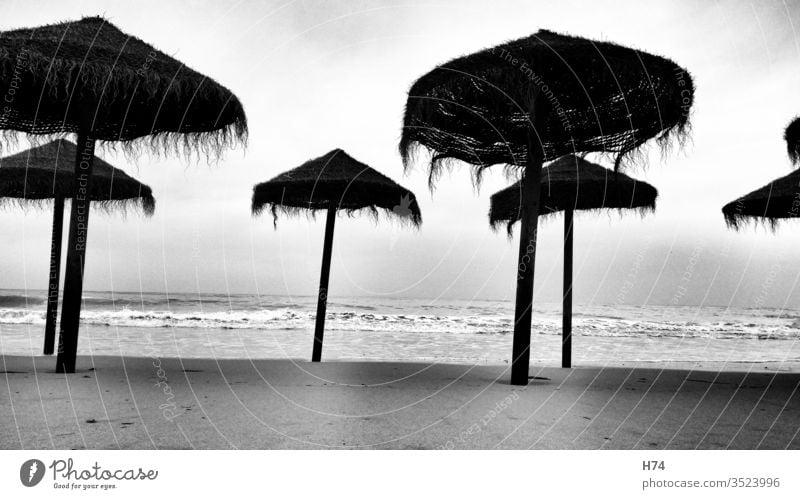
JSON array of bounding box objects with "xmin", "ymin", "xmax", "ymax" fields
[{"xmin": 1, "ymin": 355, "xmax": 798, "ymax": 450}]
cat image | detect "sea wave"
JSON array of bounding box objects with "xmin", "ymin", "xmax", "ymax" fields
[
  {"xmin": 0, "ymin": 295, "xmax": 45, "ymax": 307},
  {"xmin": 1, "ymin": 307, "xmax": 799, "ymax": 340},
  {"xmin": 0, "ymin": 291, "xmax": 375, "ymax": 312}
]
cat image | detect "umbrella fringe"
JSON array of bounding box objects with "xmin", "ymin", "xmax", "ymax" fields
[
  {"xmin": 721, "ymin": 168, "xmax": 800, "ymax": 229},
  {"xmin": 403, "ymin": 118, "xmax": 691, "ymax": 182},
  {"xmin": 0, "ymin": 194, "xmax": 154, "ymax": 217},
  {"xmin": 417, "ymin": 153, "xmax": 500, "ymax": 193},
  {"xmin": 0, "ymin": 182, "xmax": 155, "ymax": 216},
  {"xmin": 723, "ymin": 212, "xmax": 781, "ymax": 233},
  {"xmin": 0, "ymin": 121, "xmax": 247, "ymax": 164},
  {"xmin": 253, "ymin": 201, "xmax": 422, "ymax": 230},
  {"xmin": 492, "ymin": 203, "xmax": 656, "ymax": 238}
]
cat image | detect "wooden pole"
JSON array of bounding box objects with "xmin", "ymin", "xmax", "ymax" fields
[
  {"xmin": 312, "ymin": 204, "xmax": 337, "ymax": 362},
  {"xmin": 562, "ymin": 208, "xmax": 574, "ymax": 368},
  {"xmin": 510, "ymin": 96, "xmax": 547, "ymax": 386},
  {"xmin": 43, "ymin": 196, "xmax": 65, "ymax": 355},
  {"xmin": 55, "ymin": 131, "xmax": 95, "ymax": 374}
]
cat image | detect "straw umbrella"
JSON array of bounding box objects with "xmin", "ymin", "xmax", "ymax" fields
[
  {"xmin": 400, "ymin": 29, "xmax": 693, "ymax": 384},
  {"xmin": 252, "ymin": 149, "xmax": 422, "ymax": 362},
  {"xmin": 489, "ymin": 154, "xmax": 657, "ymax": 367},
  {"xmin": 0, "ymin": 16, "xmax": 247, "ymax": 373},
  {"xmin": 0, "ymin": 139, "xmax": 155, "ymax": 355},
  {"xmin": 722, "ymin": 169, "xmax": 800, "ymax": 229},
  {"xmin": 724, "ymin": 118, "xmax": 800, "ymax": 228}
]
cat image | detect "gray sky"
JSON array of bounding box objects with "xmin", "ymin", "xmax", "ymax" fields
[{"xmin": 1, "ymin": 0, "xmax": 800, "ymax": 309}]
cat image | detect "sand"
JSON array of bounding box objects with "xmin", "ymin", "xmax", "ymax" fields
[{"xmin": 1, "ymin": 355, "xmax": 798, "ymax": 449}]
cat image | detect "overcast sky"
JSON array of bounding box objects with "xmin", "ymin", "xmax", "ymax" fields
[{"xmin": 1, "ymin": 0, "xmax": 800, "ymax": 309}]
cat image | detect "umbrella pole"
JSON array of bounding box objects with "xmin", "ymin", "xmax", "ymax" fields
[
  {"xmin": 312, "ymin": 204, "xmax": 336, "ymax": 362},
  {"xmin": 510, "ymin": 96, "xmax": 547, "ymax": 386},
  {"xmin": 43, "ymin": 196, "xmax": 65, "ymax": 355},
  {"xmin": 55, "ymin": 132, "xmax": 95, "ymax": 374},
  {"xmin": 562, "ymin": 208, "xmax": 573, "ymax": 368}
]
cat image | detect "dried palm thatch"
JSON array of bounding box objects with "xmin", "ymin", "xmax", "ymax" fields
[
  {"xmin": 722, "ymin": 169, "xmax": 800, "ymax": 230},
  {"xmin": 400, "ymin": 29, "xmax": 693, "ymax": 181},
  {"xmin": 784, "ymin": 117, "xmax": 800, "ymax": 165},
  {"xmin": 489, "ymin": 155, "xmax": 656, "ymax": 234},
  {"xmin": 0, "ymin": 16, "xmax": 247, "ymax": 159},
  {"xmin": 0, "ymin": 139, "xmax": 154, "ymax": 214},
  {"xmin": 252, "ymin": 149, "xmax": 422, "ymax": 227}
]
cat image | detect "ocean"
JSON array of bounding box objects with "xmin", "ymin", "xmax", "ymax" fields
[{"xmin": 1, "ymin": 289, "xmax": 799, "ymax": 367}]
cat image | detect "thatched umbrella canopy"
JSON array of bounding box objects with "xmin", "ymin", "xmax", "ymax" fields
[
  {"xmin": 253, "ymin": 148, "xmax": 422, "ymax": 226},
  {"xmin": 722, "ymin": 169, "xmax": 800, "ymax": 230},
  {"xmin": 0, "ymin": 16, "xmax": 246, "ymax": 154},
  {"xmin": 785, "ymin": 117, "xmax": 800, "ymax": 165},
  {"xmin": 400, "ymin": 29, "xmax": 692, "ymax": 385},
  {"xmin": 252, "ymin": 149, "xmax": 421, "ymax": 361},
  {"xmin": 489, "ymin": 155, "xmax": 657, "ymax": 233},
  {"xmin": 0, "ymin": 139, "xmax": 155, "ymax": 355},
  {"xmin": 0, "ymin": 139, "xmax": 155, "ymax": 212},
  {"xmin": 0, "ymin": 16, "xmax": 247, "ymax": 373},
  {"xmin": 400, "ymin": 29, "xmax": 692, "ymax": 174},
  {"xmin": 490, "ymin": 155, "xmax": 657, "ymax": 368}
]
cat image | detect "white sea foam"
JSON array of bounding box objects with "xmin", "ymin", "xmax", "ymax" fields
[{"xmin": 1, "ymin": 305, "xmax": 798, "ymax": 339}]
